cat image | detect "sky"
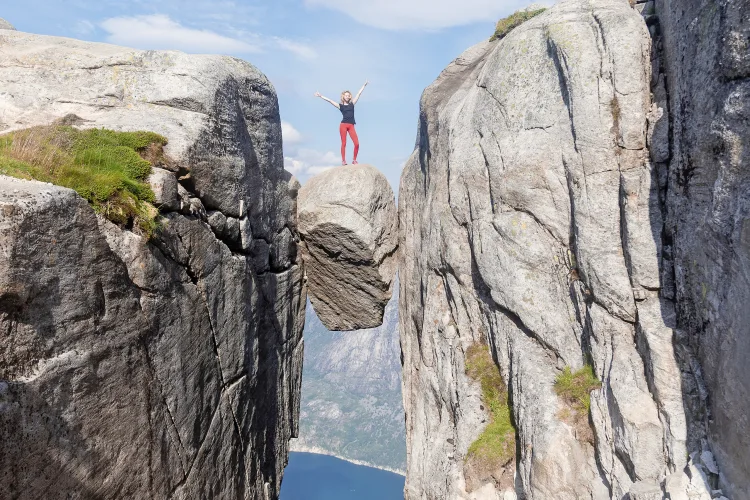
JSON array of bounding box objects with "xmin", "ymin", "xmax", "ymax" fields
[{"xmin": 2, "ymin": 0, "xmax": 544, "ymax": 191}]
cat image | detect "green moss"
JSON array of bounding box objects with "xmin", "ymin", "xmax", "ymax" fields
[
  {"xmin": 465, "ymin": 344, "xmax": 515, "ymax": 466},
  {"xmin": 491, "ymin": 8, "xmax": 547, "ymax": 42},
  {"xmin": 0, "ymin": 125, "xmax": 166, "ymax": 238},
  {"xmin": 554, "ymin": 365, "xmax": 601, "ymax": 414}
]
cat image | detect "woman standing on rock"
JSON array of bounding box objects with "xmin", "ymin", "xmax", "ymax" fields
[{"xmin": 314, "ymin": 81, "xmax": 368, "ymax": 165}]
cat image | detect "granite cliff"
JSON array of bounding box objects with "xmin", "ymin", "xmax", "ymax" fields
[
  {"xmin": 397, "ymin": 0, "xmax": 749, "ymax": 498},
  {"xmin": 0, "ymin": 26, "xmax": 305, "ymax": 499}
]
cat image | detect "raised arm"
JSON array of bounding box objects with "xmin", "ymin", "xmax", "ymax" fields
[
  {"xmin": 314, "ymin": 92, "xmax": 340, "ymax": 109},
  {"xmin": 352, "ymin": 80, "xmax": 369, "ymax": 104}
]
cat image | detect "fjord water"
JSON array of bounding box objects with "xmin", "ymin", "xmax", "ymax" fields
[{"xmin": 280, "ymin": 452, "xmax": 405, "ymax": 499}]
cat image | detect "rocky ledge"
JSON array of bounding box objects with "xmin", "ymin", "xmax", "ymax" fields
[{"xmin": 0, "ymin": 28, "xmax": 305, "ymax": 499}]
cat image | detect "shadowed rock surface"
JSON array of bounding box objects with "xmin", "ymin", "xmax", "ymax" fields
[
  {"xmin": 298, "ymin": 164, "xmax": 398, "ymax": 331},
  {"xmin": 398, "ymin": 0, "xmax": 740, "ymax": 498},
  {"xmin": 0, "ymin": 18, "xmax": 15, "ymax": 30},
  {"xmin": 658, "ymin": 0, "xmax": 750, "ymax": 497},
  {"xmin": 0, "ymin": 28, "xmax": 305, "ymax": 499}
]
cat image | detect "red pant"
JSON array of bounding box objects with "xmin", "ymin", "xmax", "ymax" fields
[{"xmin": 339, "ymin": 123, "xmax": 359, "ymax": 163}]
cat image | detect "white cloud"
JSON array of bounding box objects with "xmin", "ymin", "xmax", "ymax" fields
[
  {"xmin": 281, "ymin": 121, "xmax": 303, "ymax": 145},
  {"xmin": 303, "ymin": 0, "xmax": 540, "ymax": 30},
  {"xmin": 100, "ymin": 14, "xmax": 261, "ymax": 53},
  {"xmin": 284, "ymin": 148, "xmax": 341, "ymax": 179},
  {"xmin": 74, "ymin": 19, "xmax": 95, "ymax": 36},
  {"xmin": 274, "ymin": 37, "xmax": 318, "ymax": 60},
  {"xmin": 284, "ymin": 157, "xmax": 306, "ymax": 175},
  {"xmin": 100, "ymin": 14, "xmax": 318, "ymax": 60}
]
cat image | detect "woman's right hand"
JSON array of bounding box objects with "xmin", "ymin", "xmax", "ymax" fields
[{"xmin": 314, "ymin": 91, "xmax": 321, "ymax": 98}]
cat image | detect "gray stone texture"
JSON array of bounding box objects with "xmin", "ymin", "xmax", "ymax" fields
[
  {"xmin": 396, "ymin": 0, "xmax": 724, "ymax": 498},
  {"xmin": 0, "ymin": 27, "xmax": 305, "ymax": 500},
  {"xmin": 149, "ymin": 167, "xmax": 181, "ymax": 211},
  {"xmin": 298, "ymin": 164, "xmax": 398, "ymax": 331},
  {"xmin": 0, "ymin": 28, "xmax": 292, "ymax": 239},
  {"xmin": 0, "ymin": 18, "xmax": 14, "ymax": 30},
  {"xmin": 657, "ymin": 0, "xmax": 750, "ymax": 497}
]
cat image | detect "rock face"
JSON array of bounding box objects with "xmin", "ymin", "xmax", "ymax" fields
[
  {"xmin": 0, "ymin": 29, "xmax": 305, "ymax": 499},
  {"xmin": 398, "ymin": 0, "xmax": 736, "ymax": 498},
  {"xmin": 298, "ymin": 164, "xmax": 398, "ymax": 331},
  {"xmin": 0, "ymin": 18, "xmax": 14, "ymax": 30},
  {"xmin": 657, "ymin": 0, "xmax": 750, "ymax": 497}
]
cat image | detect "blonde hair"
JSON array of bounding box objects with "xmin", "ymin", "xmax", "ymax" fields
[{"xmin": 340, "ymin": 90, "xmax": 352, "ymax": 104}]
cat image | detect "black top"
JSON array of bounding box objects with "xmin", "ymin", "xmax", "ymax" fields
[{"xmin": 339, "ymin": 103, "xmax": 355, "ymax": 124}]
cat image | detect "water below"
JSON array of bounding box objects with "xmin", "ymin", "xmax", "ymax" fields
[{"xmin": 280, "ymin": 452, "xmax": 405, "ymax": 500}]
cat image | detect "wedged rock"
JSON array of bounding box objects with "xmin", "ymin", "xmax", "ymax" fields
[
  {"xmin": 148, "ymin": 167, "xmax": 180, "ymax": 211},
  {"xmin": 0, "ymin": 27, "xmax": 305, "ymax": 499},
  {"xmin": 298, "ymin": 164, "xmax": 398, "ymax": 330}
]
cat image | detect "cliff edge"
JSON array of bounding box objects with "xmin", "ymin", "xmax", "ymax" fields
[{"xmin": 0, "ymin": 27, "xmax": 305, "ymax": 499}]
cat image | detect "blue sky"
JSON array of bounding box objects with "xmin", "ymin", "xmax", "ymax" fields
[{"xmin": 2, "ymin": 0, "xmax": 542, "ymax": 190}]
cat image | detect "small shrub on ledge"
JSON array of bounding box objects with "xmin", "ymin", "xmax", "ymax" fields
[
  {"xmin": 0, "ymin": 125, "xmax": 167, "ymax": 238},
  {"xmin": 464, "ymin": 343, "xmax": 515, "ymax": 491},
  {"xmin": 491, "ymin": 8, "xmax": 547, "ymax": 42},
  {"xmin": 554, "ymin": 364, "xmax": 602, "ymax": 443}
]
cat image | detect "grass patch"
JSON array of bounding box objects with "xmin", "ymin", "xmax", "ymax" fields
[
  {"xmin": 465, "ymin": 344, "xmax": 515, "ymax": 474},
  {"xmin": 491, "ymin": 8, "xmax": 547, "ymax": 41},
  {"xmin": 554, "ymin": 365, "xmax": 602, "ymax": 443},
  {"xmin": 0, "ymin": 125, "xmax": 168, "ymax": 237}
]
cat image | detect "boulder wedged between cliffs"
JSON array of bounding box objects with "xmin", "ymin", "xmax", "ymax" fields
[{"xmin": 298, "ymin": 164, "xmax": 398, "ymax": 331}]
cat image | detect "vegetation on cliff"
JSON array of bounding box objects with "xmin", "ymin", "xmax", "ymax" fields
[
  {"xmin": 554, "ymin": 365, "xmax": 601, "ymax": 443},
  {"xmin": 0, "ymin": 125, "xmax": 167, "ymax": 237},
  {"xmin": 464, "ymin": 343, "xmax": 515, "ymax": 488},
  {"xmin": 491, "ymin": 8, "xmax": 547, "ymax": 41}
]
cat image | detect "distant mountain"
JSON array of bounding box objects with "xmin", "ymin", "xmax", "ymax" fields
[{"xmin": 291, "ymin": 285, "xmax": 405, "ymax": 473}]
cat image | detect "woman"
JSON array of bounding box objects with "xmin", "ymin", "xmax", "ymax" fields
[{"xmin": 314, "ymin": 81, "xmax": 368, "ymax": 165}]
